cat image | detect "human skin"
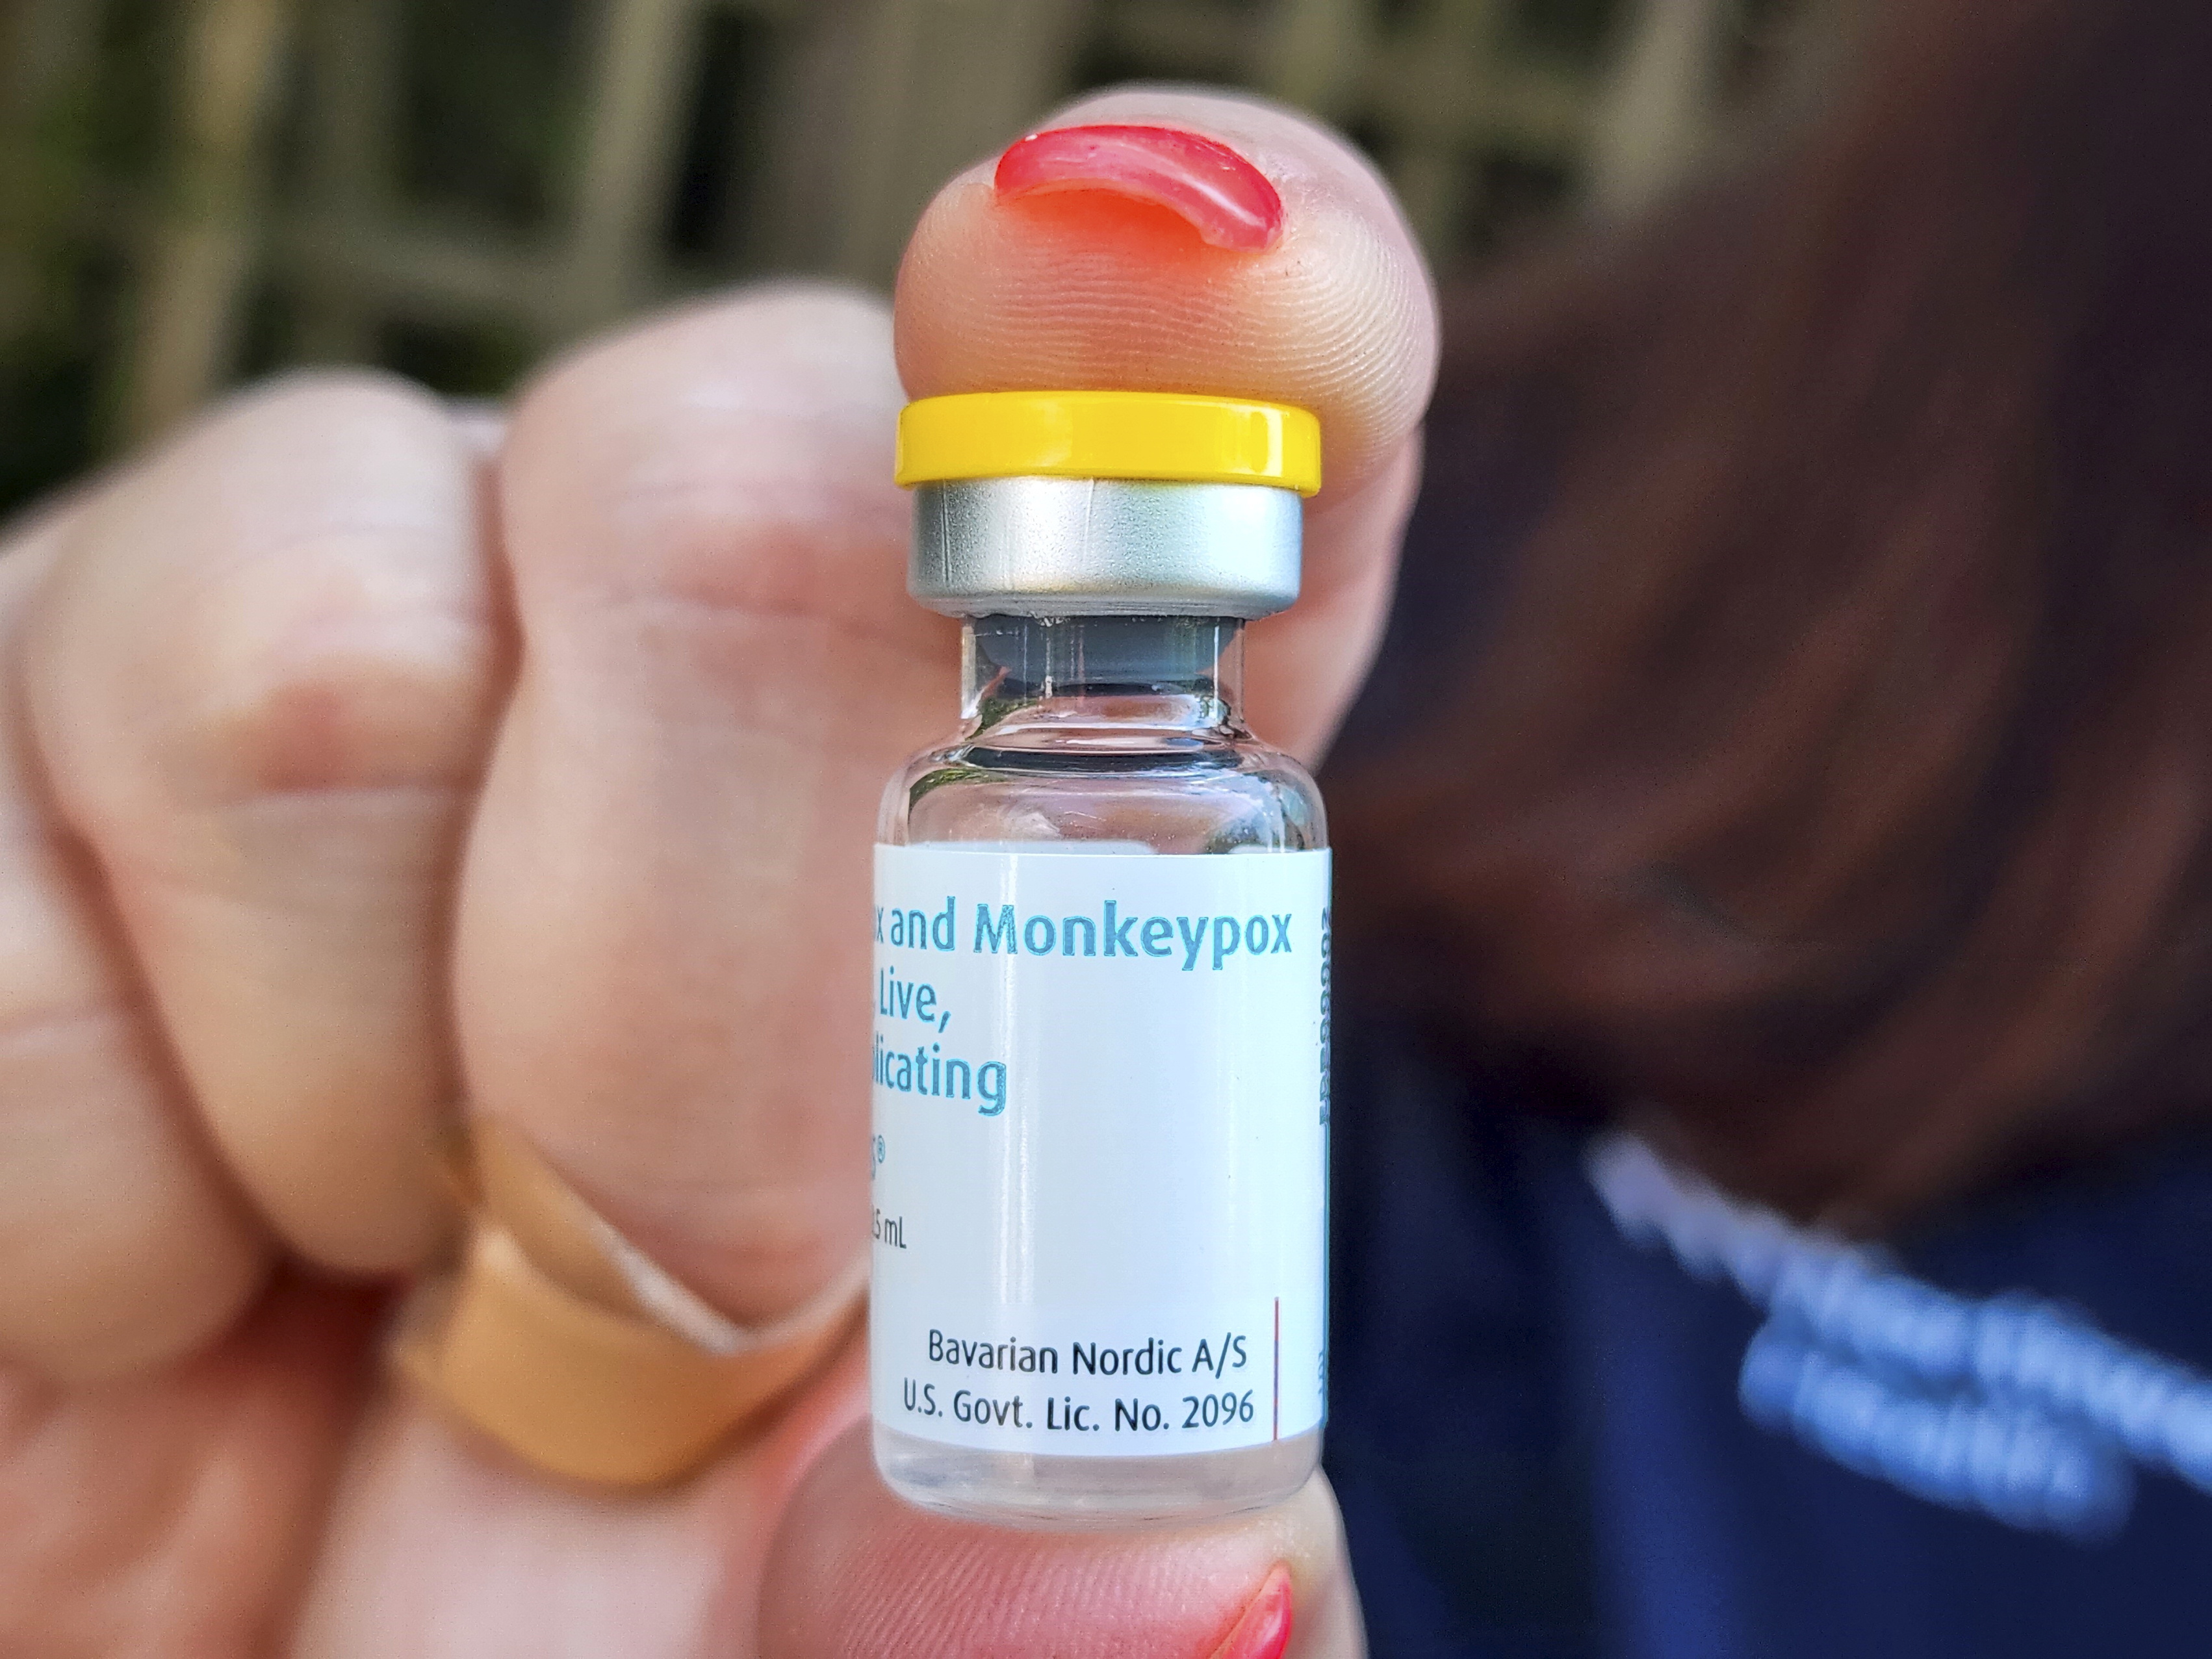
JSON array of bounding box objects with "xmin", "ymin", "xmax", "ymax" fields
[{"xmin": 0, "ymin": 86, "xmax": 1434, "ymax": 1656}]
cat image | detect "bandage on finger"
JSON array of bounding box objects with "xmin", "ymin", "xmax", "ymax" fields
[{"xmin": 394, "ymin": 1120, "xmax": 864, "ymax": 1487}]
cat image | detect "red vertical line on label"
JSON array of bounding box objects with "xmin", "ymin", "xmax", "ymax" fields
[{"xmin": 1272, "ymin": 1296, "xmax": 1281, "ymax": 1441}]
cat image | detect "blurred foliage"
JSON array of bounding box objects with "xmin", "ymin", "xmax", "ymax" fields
[
  {"xmin": 79, "ymin": 0, "xmax": 186, "ymax": 183},
  {"xmin": 394, "ymin": 0, "xmax": 589, "ymax": 231},
  {"xmin": 1504, "ymin": 0, "xmax": 1630, "ymax": 60},
  {"xmin": 377, "ymin": 311, "xmax": 543, "ymax": 399},
  {"xmin": 663, "ymin": 6, "xmax": 783, "ymax": 269},
  {"xmin": 0, "ymin": 0, "xmax": 181, "ymax": 505},
  {"xmin": 0, "ymin": 246, "xmax": 122, "ymax": 510},
  {"xmin": 0, "ymin": 0, "xmax": 1801, "ymax": 520}
]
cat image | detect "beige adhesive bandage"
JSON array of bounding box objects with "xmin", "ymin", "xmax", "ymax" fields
[{"xmin": 393, "ymin": 1120, "xmax": 866, "ymax": 1487}]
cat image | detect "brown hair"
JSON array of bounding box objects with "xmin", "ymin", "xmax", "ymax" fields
[{"xmin": 1331, "ymin": 0, "xmax": 2212, "ymax": 1225}]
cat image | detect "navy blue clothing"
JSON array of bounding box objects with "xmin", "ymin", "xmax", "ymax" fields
[{"xmin": 1322, "ymin": 1014, "xmax": 2212, "ymax": 1657}]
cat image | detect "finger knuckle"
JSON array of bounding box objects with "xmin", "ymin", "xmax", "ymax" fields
[
  {"xmin": 175, "ymin": 559, "xmax": 499, "ymax": 803},
  {"xmin": 54, "ymin": 369, "xmax": 503, "ymax": 812},
  {"xmin": 504, "ymin": 285, "xmax": 902, "ymax": 611}
]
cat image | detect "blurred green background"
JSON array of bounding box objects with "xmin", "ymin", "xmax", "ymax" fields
[{"xmin": 0, "ymin": 0, "xmax": 1825, "ymax": 519}]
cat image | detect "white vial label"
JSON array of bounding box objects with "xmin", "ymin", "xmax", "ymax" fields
[{"xmin": 870, "ymin": 844, "xmax": 1330, "ymax": 1458}]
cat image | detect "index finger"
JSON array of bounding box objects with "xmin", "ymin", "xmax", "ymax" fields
[
  {"xmin": 898, "ymin": 89, "xmax": 1438, "ymax": 754},
  {"xmin": 897, "ymin": 87, "xmax": 1437, "ymax": 505}
]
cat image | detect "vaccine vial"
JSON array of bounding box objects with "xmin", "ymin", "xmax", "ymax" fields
[{"xmin": 870, "ymin": 392, "xmax": 1330, "ymax": 1528}]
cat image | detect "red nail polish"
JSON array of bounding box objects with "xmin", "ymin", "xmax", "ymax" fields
[
  {"xmin": 1207, "ymin": 1563, "xmax": 1294, "ymax": 1659},
  {"xmin": 994, "ymin": 123, "xmax": 1284, "ymax": 251}
]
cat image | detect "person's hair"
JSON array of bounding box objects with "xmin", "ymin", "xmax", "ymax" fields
[{"xmin": 1330, "ymin": 0, "xmax": 2212, "ymax": 1225}]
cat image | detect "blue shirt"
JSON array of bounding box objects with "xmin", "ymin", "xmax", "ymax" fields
[{"xmin": 1324, "ymin": 1014, "xmax": 2212, "ymax": 1657}]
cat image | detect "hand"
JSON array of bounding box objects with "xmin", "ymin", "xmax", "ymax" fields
[{"xmin": 0, "ymin": 87, "xmax": 1434, "ymax": 1656}]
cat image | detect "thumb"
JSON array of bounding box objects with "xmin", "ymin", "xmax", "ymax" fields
[{"xmin": 760, "ymin": 1426, "xmax": 1363, "ymax": 1659}]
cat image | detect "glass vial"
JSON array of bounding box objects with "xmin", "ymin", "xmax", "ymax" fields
[{"xmin": 871, "ymin": 394, "xmax": 1330, "ymax": 1529}]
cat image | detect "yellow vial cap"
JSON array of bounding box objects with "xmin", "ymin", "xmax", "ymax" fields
[{"xmin": 896, "ymin": 391, "xmax": 1322, "ymax": 497}]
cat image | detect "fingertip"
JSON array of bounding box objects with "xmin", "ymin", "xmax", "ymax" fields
[
  {"xmin": 760, "ymin": 1425, "xmax": 1356, "ymax": 1658},
  {"xmin": 895, "ymin": 88, "xmax": 1437, "ymax": 502}
]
